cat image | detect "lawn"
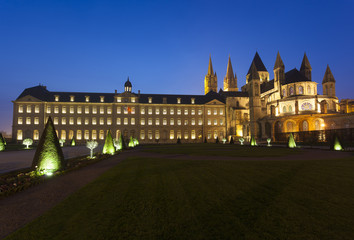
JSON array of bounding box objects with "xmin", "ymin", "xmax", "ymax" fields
[
  {"xmin": 143, "ymin": 143, "xmax": 301, "ymax": 157},
  {"xmin": 6, "ymin": 152, "xmax": 354, "ymax": 239}
]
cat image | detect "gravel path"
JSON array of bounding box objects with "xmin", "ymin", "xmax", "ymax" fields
[{"xmin": 0, "ymin": 147, "xmax": 352, "ymax": 239}]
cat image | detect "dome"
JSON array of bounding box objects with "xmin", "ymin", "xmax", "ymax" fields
[{"xmin": 124, "ymin": 78, "xmax": 132, "ymax": 88}]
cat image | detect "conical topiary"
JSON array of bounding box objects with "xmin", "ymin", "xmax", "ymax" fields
[
  {"xmin": 102, "ymin": 130, "xmax": 115, "ymax": 155},
  {"xmin": 229, "ymin": 136, "xmax": 234, "ymax": 144},
  {"xmin": 250, "ymin": 136, "xmax": 257, "ymax": 146},
  {"xmin": 128, "ymin": 136, "xmax": 135, "ymax": 148},
  {"xmin": 204, "ymin": 137, "xmax": 207, "ymax": 143},
  {"xmin": 0, "ymin": 133, "xmax": 5, "ymax": 151},
  {"xmin": 70, "ymin": 137, "xmax": 76, "ymax": 146},
  {"xmin": 288, "ymin": 133, "xmax": 296, "ymax": 148},
  {"xmin": 120, "ymin": 134, "xmax": 126, "ymax": 150},
  {"xmin": 177, "ymin": 137, "xmax": 181, "ymax": 144},
  {"xmin": 32, "ymin": 116, "xmax": 65, "ymax": 176},
  {"xmin": 215, "ymin": 137, "xmax": 219, "ymax": 144},
  {"xmin": 331, "ymin": 133, "xmax": 343, "ymax": 151}
]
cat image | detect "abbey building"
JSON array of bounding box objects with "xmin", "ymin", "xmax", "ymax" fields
[{"xmin": 12, "ymin": 52, "xmax": 354, "ymax": 143}]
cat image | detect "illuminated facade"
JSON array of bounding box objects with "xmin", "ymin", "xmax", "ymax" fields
[{"xmin": 12, "ymin": 52, "xmax": 354, "ymax": 143}]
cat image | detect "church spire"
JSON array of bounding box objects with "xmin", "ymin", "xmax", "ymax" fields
[
  {"xmin": 273, "ymin": 51, "xmax": 284, "ymax": 70},
  {"xmin": 249, "ymin": 62, "xmax": 260, "ymax": 80},
  {"xmin": 208, "ymin": 55, "xmax": 214, "ymax": 76},
  {"xmin": 322, "ymin": 65, "xmax": 335, "ymax": 83},
  {"xmin": 204, "ymin": 55, "xmax": 217, "ymax": 94},
  {"xmin": 223, "ymin": 56, "xmax": 238, "ymax": 91},
  {"xmin": 300, "ymin": 53, "xmax": 312, "ymax": 80}
]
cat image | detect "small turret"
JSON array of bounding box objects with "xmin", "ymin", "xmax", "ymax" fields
[
  {"xmin": 300, "ymin": 53, "xmax": 312, "ymax": 80},
  {"xmin": 124, "ymin": 77, "xmax": 132, "ymax": 93},
  {"xmin": 204, "ymin": 56, "xmax": 218, "ymax": 94},
  {"xmin": 322, "ymin": 65, "xmax": 336, "ymax": 97},
  {"xmin": 223, "ymin": 56, "xmax": 238, "ymax": 91},
  {"xmin": 273, "ymin": 52, "xmax": 285, "ymax": 89},
  {"xmin": 246, "ymin": 52, "xmax": 269, "ymax": 83},
  {"xmin": 248, "ymin": 62, "xmax": 261, "ymax": 139}
]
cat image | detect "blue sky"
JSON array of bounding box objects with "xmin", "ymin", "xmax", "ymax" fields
[{"xmin": 1, "ymin": 0, "xmax": 353, "ymax": 134}]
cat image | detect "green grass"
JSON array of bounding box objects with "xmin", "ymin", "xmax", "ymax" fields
[
  {"xmin": 1, "ymin": 143, "xmax": 35, "ymax": 151},
  {"xmin": 143, "ymin": 143, "xmax": 301, "ymax": 157},
  {"xmin": 6, "ymin": 154, "xmax": 354, "ymax": 240}
]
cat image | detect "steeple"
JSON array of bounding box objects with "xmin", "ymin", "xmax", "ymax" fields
[
  {"xmin": 300, "ymin": 53, "xmax": 312, "ymax": 80},
  {"xmin": 322, "ymin": 65, "xmax": 335, "ymax": 83},
  {"xmin": 273, "ymin": 51, "xmax": 284, "ymax": 70},
  {"xmin": 246, "ymin": 52, "xmax": 269, "ymax": 83},
  {"xmin": 223, "ymin": 56, "xmax": 238, "ymax": 91},
  {"xmin": 204, "ymin": 56, "xmax": 217, "ymax": 94},
  {"xmin": 248, "ymin": 62, "xmax": 260, "ymax": 80}
]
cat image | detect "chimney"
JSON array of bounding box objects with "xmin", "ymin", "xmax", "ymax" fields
[
  {"xmin": 138, "ymin": 90, "xmax": 140, "ymax": 96},
  {"xmin": 115, "ymin": 89, "xmax": 117, "ymax": 94}
]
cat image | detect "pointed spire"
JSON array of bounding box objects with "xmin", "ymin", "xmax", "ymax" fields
[
  {"xmin": 249, "ymin": 62, "xmax": 260, "ymax": 80},
  {"xmin": 208, "ymin": 55, "xmax": 214, "ymax": 75},
  {"xmin": 322, "ymin": 64, "xmax": 335, "ymax": 83},
  {"xmin": 226, "ymin": 56, "xmax": 234, "ymax": 80},
  {"xmin": 247, "ymin": 52, "xmax": 267, "ymax": 74},
  {"xmin": 300, "ymin": 53, "xmax": 312, "ymax": 71},
  {"xmin": 274, "ymin": 51, "xmax": 284, "ymax": 70}
]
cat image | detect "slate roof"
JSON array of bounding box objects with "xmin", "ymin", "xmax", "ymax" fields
[
  {"xmin": 16, "ymin": 86, "xmax": 227, "ymax": 104},
  {"xmin": 247, "ymin": 52, "xmax": 267, "ymax": 74},
  {"xmin": 219, "ymin": 90, "xmax": 249, "ymax": 98}
]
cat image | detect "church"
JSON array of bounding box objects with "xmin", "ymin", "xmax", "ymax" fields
[{"xmin": 12, "ymin": 52, "xmax": 354, "ymax": 144}]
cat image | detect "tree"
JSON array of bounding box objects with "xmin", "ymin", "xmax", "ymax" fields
[
  {"xmin": 23, "ymin": 138, "xmax": 33, "ymax": 149},
  {"xmin": 120, "ymin": 134, "xmax": 126, "ymax": 150},
  {"xmin": 59, "ymin": 139, "xmax": 65, "ymax": 147},
  {"xmin": 128, "ymin": 136, "xmax": 135, "ymax": 148},
  {"xmin": 177, "ymin": 137, "xmax": 181, "ymax": 144},
  {"xmin": 215, "ymin": 137, "xmax": 219, "ymax": 144},
  {"xmin": 0, "ymin": 133, "xmax": 6, "ymax": 146},
  {"xmin": 102, "ymin": 130, "xmax": 115, "ymax": 155},
  {"xmin": 32, "ymin": 116, "xmax": 65, "ymax": 176},
  {"xmin": 0, "ymin": 133, "xmax": 5, "ymax": 151},
  {"xmin": 239, "ymin": 137, "xmax": 244, "ymax": 145},
  {"xmin": 70, "ymin": 137, "xmax": 76, "ymax": 146},
  {"xmin": 86, "ymin": 140, "xmax": 98, "ymax": 158},
  {"xmin": 229, "ymin": 137, "xmax": 234, "ymax": 144},
  {"xmin": 288, "ymin": 133, "xmax": 296, "ymax": 148},
  {"xmin": 113, "ymin": 138, "xmax": 122, "ymax": 151},
  {"xmin": 204, "ymin": 137, "xmax": 207, "ymax": 143}
]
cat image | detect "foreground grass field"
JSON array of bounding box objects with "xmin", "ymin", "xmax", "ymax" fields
[
  {"xmin": 6, "ymin": 150, "xmax": 354, "ymax": 239},
  {"xmin": 144, "ymin": 143, "xmax": 301, "ymax": 157}
]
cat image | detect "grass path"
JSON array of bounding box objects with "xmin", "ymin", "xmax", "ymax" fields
[{"xmin": 3, "ymin": 146, "xmax": 354, "ymax": 240}]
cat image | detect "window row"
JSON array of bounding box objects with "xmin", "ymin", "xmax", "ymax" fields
[
  {"xmin": 141, "ymin": 107, "xmax": 203, "ymax": 115},
  {"xmin": 140, "ymin": 118, "xmax": 203, "ymax": 126},
  {"xmin": 18, "ymin": 105, "xmax": 40, "ymax": 113},
  {"xmin": 18, "ymin": 117, "xmax": 40, "ymax": 125},
  {"xmin": 282, "ymin": 85, "xmax": 316, "ymax": 97}
]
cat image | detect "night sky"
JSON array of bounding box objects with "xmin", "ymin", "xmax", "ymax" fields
[{"xmin": 1, "ymin": 0, "xmax": 353, "ymax": 134}]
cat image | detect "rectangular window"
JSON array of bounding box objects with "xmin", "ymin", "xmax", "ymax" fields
[
  {"xmin": 99, "ymin": 118, "xmax": 104, "ymax": 125},
  {"xmin": 131, "ymin": 118, "xmax": 135, "ymax": 125},
  {"xmin": 220, "ymin": 109, "xmax": 224, "ymax": 115},
  {"xmin": 69, "ymin": 117, "xmax": 74, "ymax": 125},
  {"xmin": 77, "ymin": 117, "xmax": 82, "ymax": 125},
  {"xmin": 191, "ymin": 130, "xmax": 196, "ymax": 139},
  {"xmin": 92, "ymin": 130, "xmax": 97, "ymax": 140},
  {"xmin": 85, "ymin": 106, "xmax": 90, "ymax": 114},
  {"xmin": 141, "ymin": 118, "xmax": 145, "ymax": 125},
  {"xmin": 207, "ymin": 108, "xmax": 211, "ymax": 115},
  {"xmin": 70, "ymin": 106, "xmax": 74, "ymax": 114},
  {"xmin": 34, "ymin": 117, "xmax": 39, "ymax": 125},
  {"xmin": 198, "ymin": 119, "xmax": 203, "ymax": 125},
  {"xmin": 85, "ymin": 130, "xmax": 89, "ymax": 140},
  {"xmin": 208, "ymin": 119, "xmax": 211, "ymax": 125},
  {"xmin": 148, "ymin": 130, "xmax": 153, "ymax": 140},
  {"xmin": 62, "ymin": 106, "xmax": 66, "ymax": 114},
  {"xmin": 213, "ymin": 109, "xmax": 217, "ymax": 115},
  {"xmin": 163, "ymin": 118, "xmax": 167, "ymax": 125},
  {"xmin": 18, "ymin": 117, "xmax": 23, "ymax": 124},
  {"xmin": 140, "ymin": 130, "xmax": 145, "ymax": 140},
  {"xmin": 100, "ymin": 107, "xmax": 104, "ymax": 114},
  {"xmin": 85, "ymin": 118, "xmax": 89, "ymax": 125},
  {"xmin": 92, "ymin": 117, "xmax": 97, "ymax": 125},
  {"xmin": 17, "ymin": 130, "xmax": 23, "ymax": 140},
  {"xmin": 47, "ymin": 106, "xmax": 51, "ymax": 114},
  {"xmin": 27, "ymin": 105, "xmax": 31, "ymax": 113},
  {"xmin": 155, "ymin": 108, "xmax": 160, "ymax": 115},
  {"xmin": 117, "ymin": 97, "xmax": 121, "ymax": 103},
  {"xmin": 123, "ymin": 106, "xmax": 128, "ymax": 114},
  {"xmin": 141, "ymin": 108, "xmax": 145, "ymax": 114},
  {"xmin": 148, "ymin": 97, "xmax": 152, "ymax": 103},
  {"xmin": 191, "ymin": 98, "xmax": 195, "ymax": 104},
  {"xmin": 77, "ymin": 106, "xmax": 82, "ymax": 114},
  {"xmin": 170, "ymin": 130, "xmax": 174, "ymax": 139},
  {"xmin": 214, "ymin": 119, "xmax": 217, "ymax": 125},
  {"xmin": 148, "ymin": 118, "xmax": 152, "ymax": 125},
  {"xmin": 117, "ymin": 107, "xmax": 121, "ymax": 114},
  {"xmin": 93, "ymin": 106, "xmax": 97, "ymax": 114},
  {"xmin": 184, "ymin": 109, "xmax": 188, "ymax": 115},
  {"xmin": 155, "ymin": 130, "xmax": 160, "ymax": 139},
  {"xmin": 107, "ymin": 107, "xmax": 112, "ymax": 114},
  {"xmin": 178, "ymin": 118, "xmax": 182, "ymax": 125},
  {"xmin": 177, "ymin": 108, "xmax": 181, "ymax": 115},
  {"xmin": 155, "ymin": 118, "xmax": 160, "ymax": 125},
  {"xmin": 191, "ymin": 118, "xmax": 195, "ymax": 125},
  {"xmin": 35, "ymin": 105, "xmax": 40, "ymax": 113},
  {"xmin": 163, "ymin": 108, "xmax": 167, "ymax": 115},
  {"xmin": 53, "ymin": 117, "xmax": 58, "ymax": 125},
  {"xmin": 100, "ymin": 96, "xmax": 105, "ymax": 102},
  {"xmin": 170, "ymin": 118, "xmax": 174, "ymax": 125},
  {"xmin": 148, "ymin": 107, "xmax": 152, "ymax": 114},
  {"xmin": 184, "ymin": 131, "xmax": 189, "ymax": 139},
  {"xmin": 18, "ymin": 105, "xmax": 23, "ymax": 113},
  {"xmin": 220, "ymin": 119, "xmax": 224, "ymax": 125},
  {"xmin": 124, "ymin": 118, "xmax": 128, "ymax": 125},
  {"xmin": 116, "ymin": 118, "xmax": 121, "ymax": 125},
  {"xmin": 198, "ymin": 109, "xmax": 202, "ymax": 115},
  {"xmin": 107, "ymin": 118, "xmax": 112, "ymax": 125},
  {"xmin": 99, "ymin": 130, "xmax": 104, "ymax": 140},
  {"xmin": 26, "ymin": 117, "xmax": 31, "ymax": 125},
  {"xmin": 131, "ymin": 97, "xmax": 135, "ymax": 103},
  {"xmin": 54, "ymin": 106, "xmax": 59, "ymax": 114},
  {"xmin": 170, "ymin": 108, "xmax": 174, "ymax": 115},
  {"xmin": 62, "ymin": 117, "xmax": 66, "ymax": 125},
  {"xmin": 191, "ymin": 109, "xmax": 195, "ymax": 115},
  {"xmin": 70, "ymin": 95, "xmax": 74, "ymax": 102},
  {"xmin": 131, "ymin": 107, "xmax": 135, "ymax": 114}
]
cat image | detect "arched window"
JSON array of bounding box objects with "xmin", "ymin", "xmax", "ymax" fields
[
  {"xmin": 314, "ymin": 120, "xmax": 320, "ymax": 130},
  {"xmin": 299, "ymin": 86, "xmax": 304, "ymax": 94},
  {"xmin": 288, "ymin": 105, "xmax": 292, "ymax": 112},
  {"xmin": 283, "ymin": 106, "xmax": 287, "ymax": 113},
  {"xmin": 283, "ymin": 89, "xmax": 286, "ymax": 97},
  {"xmin": 307, "ymin": 85, "xmax": 311, "ymax": 94},
  {"xmin": 77, "ymin": 130, "xmax": 82, "ymax": 140},
  {"xmin": 33, "ymin": 130, "xmax": 39, "ymax": 140},
  {"xmin": 61, "ymin": 130, "xmax": 66, "ymax": 140},
  {"xmin": 302, "ymin": 120, "xmax": 309, "ymax": 131},
  {"xmin": 289, "ymin": 87, "xmax": 294, "ymax": 95}
]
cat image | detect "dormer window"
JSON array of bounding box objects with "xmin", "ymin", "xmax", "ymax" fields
[
  {"xmin": 148, "ymin": 97, "xmax": 152, "ymax": 103},
  {"xmin": 131, "ymin": 97, "xmax": 135, "ymax": 103},
  {"xmin": 70, "ymin": 95, "xmax": 75, "ymax": 102},
  {"xmin": 191, "ymin": 98, "xmax": 195, "ymax": 104},
  {"xmin": 100, "ymin": 96, "xmax": 105, "ymax": 102},
  {"xmin": 163, "ymin": 97, "xmax": 167, "ymax": 104},
  {"xmin": 54, "ymin": 95, "xmax": 59, "ymax": 102},
  {"xmin": 117, "ymin": 97, "xmax": 121, "ymax": 103},
  {"xmin": 85, "ymin": 96, "xmax": 90, "ymax": 102},
  {"xmin": 177, "ymin": 98, "xmax": 181, "ymax": 104}
]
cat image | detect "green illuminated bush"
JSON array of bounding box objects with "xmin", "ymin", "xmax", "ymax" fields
[
  {"xmin": 59, "ymin": 139, "xmax": 65, "ymax": 147},
  {"xmin": 23, "ymin": 138, "xmax": 33, "ymax": 149},
  {"xmin": 113, "ymin": 138, "xmax": 122, "ymax": 151},
  {"xmin": 229, "ymin": 137, "xmax": 234, "ymax": 144},
  {"xmin": 0, "ymin": 133, "xmax": 5, "ymax": 151},
  {"xmin": 133, "ymin": 138, "xmax": 139, "ymax": 146},
  {"xmin": 250, "ymin": 136, "xmax": 257, "ymax": 146},
  {"xmin": 331, "ymin": 134, "xmax": 343, "ymax": 151},
  {"xmin": 239, "ymin": 137, "xmax": 244, "ymax": 145},
  {"xmin": 70, "ymin": 137, "xmax": 76, "ymax": 146},
  {"xmin": 102, "ymin": 130, "xmax": 115, "ymax": 155},
  {"xmin": 32, "ymin": 116, "xmax": 66, "ymax": 176},
  {"xmin": 128, "ymin": 136, "xmax": 135, "ymax": 148},
  {"xmin": 288, "ymin": 133, "xmax": 296, "ymax": 148}
]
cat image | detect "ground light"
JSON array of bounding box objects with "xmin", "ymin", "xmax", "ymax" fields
[
  {"xmin": 267, "ymin": 138, "xmax": 271, "ymax": 147},
  {"xmin": 102, "ymin": 130, "xmax": 115, "ymax": 155},
  {"xmin": 288, "ymin": 133, "xmax": 296, "ymax": 148},
  {"xmin": 239, "ymin": 137, "xmax": 244, "ymax": 145},
  {"xmin": 32, "ymin": 116, "xmax": 66, "ymax": 176},
  {"xmin": 333, "ymin": 135, "xmax": 343, "ymax": 151}
]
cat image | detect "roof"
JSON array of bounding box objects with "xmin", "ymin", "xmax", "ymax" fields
[
  {"xmin": 247, "ymin": 52, "xmax": 267, "ymax": 74},
  {"xmin": 124, "ymin": 78, "xmax": 132, "ymax": 87},
  {"xmin": 16, "ymin": 85, "xmax": 227, "ymax": 104},
  {"xmin": 261, "ymin": 80, "xmax": 274, "ymax": 93},
  {"xmin": 219, "ymin": 89, "xmax": 248, "ymax": 97}
]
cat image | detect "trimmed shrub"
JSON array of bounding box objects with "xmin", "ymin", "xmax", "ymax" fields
[
  {"xmin": 0, "ymin": 133, "xmax": 5, "ymax": 151},
  {"xmin": 215, "ymin": 137, "xmax": 219, "ymax": 144},
  {"xmin": 229, "ymin": 136, "xmax": 234, "ymax": 144},
  {"xmin": 250, "ymin": 136, "xmax": 257, "ymax": 146},
  {"xmin": 102, "ymin": 130, "xmax": 115, "ymax": 155},
  {"xmin": 330, "ymin": 133, "xmax": 343, "ymax": 151},
  {"xmin": 177, "ymin": 137, "xmax": 181, "ymax": 144},
  {"xmin": 288, "ymin": 133, "xmax": 296, "ymax": 148},
  {"xmin": 70, "ymin": 137, "xmax": 76, "ymax": 146}
]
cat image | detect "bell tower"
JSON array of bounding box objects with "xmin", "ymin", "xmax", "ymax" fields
[
  {"xmin": 204, "ymin": 56, "xmax": 218, "ymax": 94},
  {"xmin": 223, "ymin": 56, "xmax": 238, "ymax": 91}
]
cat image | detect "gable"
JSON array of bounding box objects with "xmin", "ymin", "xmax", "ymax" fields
[
  {"xmin": 205, "ymin": 99, "xmax": 225, "ymax": 105},
  {"xmin": 15, "ymin": 95, "xmax": 43, "ymax": 102}
]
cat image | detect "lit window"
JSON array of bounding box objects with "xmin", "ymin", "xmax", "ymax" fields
[
  {"xmin": 163, "ymin": 118, "xmax": 167, "ymax": 125},
  {"xmin": 290, "ymin": 87, "xmax": 294, "ymax": 95},
  {"xmin": 131, "ymin": 107, "xmax": 135, "ymax": 114},
  {"xmin": 208, "ymin": 119, "xmax": 211, "ymax": 125},
  {"xmin": 155, "ymin": 108, "xmax": 160, "ymax": 115},
  {"xmin": 18, "ymin": 117, "xmax": 23, "ymax": 124},
  {"xmin": 53, "ymin": 117, "xmax": 58, "ymax": 125},
  {"xmin": 92, "ymin": 117, "xmax": 97, "ymax": 125},
  {"xmin": 18, "ymin": 105, "xmax": 23, "ymax": 113},
  {"xmin": 69, "ymin": 117, "xmax": 74, "ymax": 125},
  {"xmin": 34, "ymin": 117, "xmax": 39, "ymax": 125},
  {"xmin": 26, "ymin": 105, "xmax": 31, "ymax": 113},
  {"xmin": 117, "ymin": 97, "xmax": 121, "ymax": 103},
  {"xmin": 148, "ymin": 107, "xmax": 152, "ymax": 114},
  {"xmin": 170, "ymin": 118, "xmax": 174, "ymax": 125},
  {"xmin": 62, "ymin": 117, "xmax": 67, "ymax": 125},
  {"xmin": 99, "ymin": 118, "xmax": 104, "ymax": 125},
  {"xmin": 191, "ymin": 118, "xmax": 195, "ymax": 125},
  {"xmin": 77, "ymin": 117, "xmax": 82, "ymax": 125},
  {"xmin": 107, "ymin": 107, "xmax": 112, "ymax": 114},
  {"xmin": 148, "ymin": 130, "xmax": 153, "ymax": 140},
  {"xmin": 70, "ymin": 106, "xmax": 74, "ymax": 114},
  {"xmin": 26, "ymin": 117, "xmax": 31, "ymax": 125},
  {"xmin": 155, "ymin": 118, "xmax": 160, "ymax": 125},
  {"xmin": 213, "ymin": 109, "xmax": 217, "ymax": 115},
  {"xmin": 17, "ymin": 130, "xmax": 23, "ymax": 140},
  {"xmin": 191, "ymin": 109, "xmax": 195, "ymax": 115},
  {"xmin": 170, "ymin": 130, "xmax": 174, "ymax": 139},
  {"xmin": 62, "ymin": 106, "xmax": 66, "ymax": 114},
  {"xmin": 170, "ymin": 108, "xmax": 174, "ymax": 115},
  {"xmin": 33, "ymin": 130, "xmax": 39, "ymax": 140},
  {"xmin": 124, "ymin": 107, "xmax": 128, "ymax": 114},
  {"xmin": 54, "ymin": 106, "xmax": 59, "ymax": 114},
  {"xmin": 131, "ymin": 118, "xmax": 135, "ymax": 125},
  {"xmin": 107, "ymin": 118, "xmax": 112, "ymax": 125},
  {"xmin": 198, "ymin": 119, "xmax": 202, "ymax": 125},
  {"xmin": 191, "ymin": 130, "xmax": 196, "ymax": 139},
  {"xmin": 184, "ymin": 131, "xmax": 189, "ymax": 139},
  {"xmin": 99, "ymin": 130, "xmax": 104, "ymax": 140},
  {"xmin": 85, "ymin": 106, "xmax": 90, "ymax": 114},
  {"xmin": 220, "ymin": 119, "xmax": 223, "ymax": 125},
  {"xmin": 299, "ymin": 86, "xmax": 304, "ymax": 95},
  {"xmin": 148, "ymin": 97, "xmax": 152, "ymax": 103},
  {"xmin": 220, "ymin": 109, "xmax": 223, "ymax": 115},
  {"xmin": 55, "ymin": 95, "xmax": 59, "ymax": 102},
  {"xmin": 93, "ymin": 106, "xmax": 97, "ymax": 114},
  {"xmin": 140, "ymin": 130, "xmax": 145, "ymax": 140},
  {"xmin": 77, "ymin": 106, "xmax": 82, "ymax": 114},
  {"xmin": 177, "ymin": 98, "xmax": 181, "ymax": 104},
  {"xmin": 92, "ymin": 130, "xmax": 97, "ymax": 140},
  {"xmin": 214, "ymin": 130, "xmax": 218, "ymax": 139},
  {"xmin": 116, "ymin": 118, "xmax": 121, "ymax": 125},
  {"xmin": 85, "ymin": 118, "xmax": 89, "ymax": 125},
  {"xmin": 124, "ymin": 118, "xmax": 128, "ymax": 125},
  {"xmin": 163, "ymin": 108, "xmax": 167, "ymax": 115},
  {"xmin": 155, "ymin": 130, "xmax": 160, "ymax": 139},
  {"xmin": 184, "ymin": 109, "xmax": 188, "ymax": 115},
  {"xmin": 177, "ymin": 118, "xmax": 181, "ymax": 125},
  {"xmin": 198, "ymin": 109, "xmax": 202, "ymax": 115},
  {"xmin": 183, "ymin": 119, "xmax": 187, "ymax": 125},
  {"xmin": 100, "ymin": 96, "xmax": 105, "ymax": 102},
  {"xmin": 70, "ymin": 95, "xmax": 74, "ymax": 102},
  {"xmin": 148, "ymin": 118, "xmax": 152, "ymax": 125},
  {"xmin": 177, "ymin": 108, "xmax": 181, "ymax": 115},
  {"xmin": 84, "ymin": 130, "xmax": 89, "ymax": 140},
  {"xmin": 207, "ymin": 109, "xmax": 211, "ymax": 115},
  {"xmin": 117, "ymin": 107, "xmax": 121, "ymax": 114},
  {"xmin": 100, "ymin": 107, "xmax": 104, "ymax": 114},
  {"xmin": 131, "ymin": 97, "xmax": 135, "ymax": 103},
  {"xmin": 35, "ymin": 105, "xmax": 40, "ymax": 113},
  {"xmin": 141, "ymin": 108, "xmax": 145, "ymax": 114},
  {"xmin": 77, "ymin": 130, "xmax": 82, "ymax": 140},
  {"xmin": 191, "ymin": 98, "xmax": 195, "ymax": 104},
  {"xmin": 85, "ymin": 96, "xmax": 90, "ymax": 102},
  {"xmin": 140, "ymin": 118, "xmax": 145, "ymax": 125},
  {"xmin": 214, "ymin": 119, "xmax": 217, "ymax": 125}
]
